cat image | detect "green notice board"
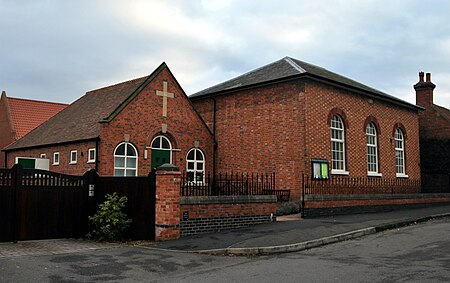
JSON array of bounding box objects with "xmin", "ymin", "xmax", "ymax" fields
[{"xmin": 311, "ymin": 158, "xmax": 329, "ymax": 179}]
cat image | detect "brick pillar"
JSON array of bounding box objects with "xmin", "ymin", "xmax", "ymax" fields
[{"xmin": 155, "ymin": 164, "xmax": 181, "ymax": 241}]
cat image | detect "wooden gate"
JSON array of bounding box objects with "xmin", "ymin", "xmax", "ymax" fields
[
  {"xmin": 0, "ymin": 165, "xmax": 156, "ymax": 242},
  {"xmin": 0, "ymin": 165, "xmax": 88, "ymax": 242},
  {"xmin": 93, "ymin": 171, "xmax": 156, "ymax": 240}
]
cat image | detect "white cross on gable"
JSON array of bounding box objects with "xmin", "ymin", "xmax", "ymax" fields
[{"xmin": 155, "ymin": 81, "xmax": 174, "ymax": 117}]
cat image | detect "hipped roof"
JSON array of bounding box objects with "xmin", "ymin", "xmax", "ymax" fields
[{"xmin": 191, "ymin": 56, "xmax": 421, "ymax": 111}]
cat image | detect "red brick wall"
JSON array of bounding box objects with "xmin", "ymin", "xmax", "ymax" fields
[
  {"xmin": 192, "ymin": 80, "xmax": 307, "ymax": 200},
  {"xmin": 99, "ymin": 67, "xmax": 214, "ymax": 176},
  {"xmin": 418, "ymin": 107, "xmax": 450, "ymax": 140},
  {"xmin": 5, "ymin": 140, "xmax": 97, "ymax": 175},
  {"xmin": 0, "ymin": 96, "xmax": 14, "ymax": 168},
  {"xmin": 192, "ymin": 78, "xmax": 421, "ymax": 201},
  {"xmin": 181, "ymin": 202, "xmax": 276, "ymax": 218},
  {"xmin": 305, "ymin": 197, "xmax": 450, "ymax": 209},
  {"xmin": 305, "ymin": 81, "xmax": 421, "ymax": 180}
]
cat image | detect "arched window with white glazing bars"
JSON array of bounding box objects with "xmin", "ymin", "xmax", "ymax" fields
[
  {"xmin": 366, "ymin": 122, "xmax": 379, "ymax": 175},
  {"xmin": 395, "ymin": 128, "xmax": 406, "ymax": 176},
  {"xmin": 330, "ymin": 115, "xmax": 346, "ymax": 173},
  {"xmin": 114, "ymin": 142, "xmax": 138, "ymax": 176},
  {"xmin": 186, "ymin": 148, "xmax": 205, "ymax": 183}
]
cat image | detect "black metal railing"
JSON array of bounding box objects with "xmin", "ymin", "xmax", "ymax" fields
[
  {"xmin": 181, "ymin": 172, "xmax": 289, "ymax": 201},
  {"xmin": 302, "ymin": 174, "xmax": 421, "ymax": 195}
]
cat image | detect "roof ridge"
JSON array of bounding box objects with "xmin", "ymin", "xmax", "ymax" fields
[
  {"xmin": 284, "ymin": 56, "xmax": 306, "ymax": 73},
  {"xmin": 8, "ymin": 97, "xmax": 69, "ymax": 106},
  {"xmin": 191, "ymin": 57, "xmax": 289, "ymax": 96},
  {"xmin": 86, "ymin": 75, "xmax": 149, "ymax": 94}
]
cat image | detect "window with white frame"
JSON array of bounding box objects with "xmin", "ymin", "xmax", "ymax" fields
[
  {"xmin": 395, "ymin": 128, "xmax": 406, "ymax": 176},
  {"xmin": 330, "ymin": 115, "xmax": 346, "ymax": 173},
  {"xmin": 40, "ymin": 153, "xmax": 46, "ymax": 159},
  {"xmin": 114, "ymin": 142, "xmax": 138, "ymax": 176},
  {"xmin": 88, "ymin": 148, "xmax": 96, "ymax": 163},
  {"xmin": 186, "ymin": 148, "xmax": 205, "ymax": 183},
  {"xmin": 70, "ymin": 150, "xmax": 77, "ymax": 164},
  {"xmin": 366, "ymin": 122, "xmax": 379, "ymax": 174},
  {"xmin": 53, "ymin": 152, "xmax": 59, "ymax": 165}
]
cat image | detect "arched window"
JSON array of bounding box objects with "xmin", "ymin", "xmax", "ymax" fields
[
  {"xmin": 366, "ymin": 122, "xmax": 379, "ymax": 174},
  {"xmin": 395, "ymin": 128, "xmax": 406, "ymax": 176},
  {"xmin": 114, "ymin": 142, "xmax": 138, "ymax": 176},
  {"xmin": 330, "ymin": 115, "xmax": 346, "ymax": 173},
  {"xmin": 186, "ymin": 148, "xmax": 205, "ymax": 183},
  {"xmin": 151, "ymin": 136, "xmax": 172, "ymax": 169}
]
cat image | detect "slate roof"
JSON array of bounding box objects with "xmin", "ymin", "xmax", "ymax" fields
[
  {"xmin": 432, "ymin": 104, "xmax": 450, "ymax": 122},
  {"xmin": 190, "ymin": 56, "xmax": 420, "ymax": 110},
  {"xmin": 6, "ymin": 96, "xmax": 68, "ymax": 140},
  {"xmin": 5, "ymin": 73, "xmax": 151, "ymax": 151}
]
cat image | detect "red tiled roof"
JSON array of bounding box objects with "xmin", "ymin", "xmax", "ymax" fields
[{"xmin": 8, "ymin": 97, "xmax": 68, "ymax": 139}]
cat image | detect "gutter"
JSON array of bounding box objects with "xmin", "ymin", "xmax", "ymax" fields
[
  {"xmin": 190, "ymin": 74, "xmax": 422, "ymax": 112},
  {"xmin": 3, "ymin": 137, "xmax": 100, "ymax": 152}
]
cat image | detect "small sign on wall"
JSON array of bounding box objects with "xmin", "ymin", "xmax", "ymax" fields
[
  {"xmin": 89, "ymin": 184, "xmax": 95, "ymax": 197},
  {"xmin": 182, "ymin": 211, "xmax": 189, "ymax": 221},
  {"xmin": 311, "ymin": 158, "xmax": 329, "ymax": 179}
]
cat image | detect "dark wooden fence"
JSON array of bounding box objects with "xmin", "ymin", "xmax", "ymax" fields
[
  {"xmin": 92, "ymin": 171, "xmax": 156, "ymax": 240},
  {"xmin": 180, "ymin": 172, "xmax": 290, "ymax": 202},
  {"xmin": 0, "ymin": 165, "xmax": 88, "ymax": 242},
  {"xmin": 0, "ymin": 165, "xmax": 155, "ymax": 242},
  {"xmin": 302, "ymin": 174, "xmax": 421, "ymax": 196}
]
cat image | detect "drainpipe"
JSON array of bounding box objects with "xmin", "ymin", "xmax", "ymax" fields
[
  {"xmin": 212, "ymin": 97, "xmax": 217, "ymax": 187},
  {"xmin": 95, "ymin": 138, "xmax": 100, "ymax": 172},
  {"xmin": 4, "ymin": 151, "xmax": 7, "ymax": 169}
]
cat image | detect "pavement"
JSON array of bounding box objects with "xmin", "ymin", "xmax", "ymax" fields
[
  {"xmin": 1, "ymin": 204, "xmax": 450, "ymax": 257},
  {"xmin": 147, "ymin": 204, "xmax": 450, "ymax": 255}
]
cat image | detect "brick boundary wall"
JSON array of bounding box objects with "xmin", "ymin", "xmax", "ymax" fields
[
  {"xmin": 180, "ymin": 195, "xmax": 277, "ymax": 237},
  {"xmin": 302, "ymin": 193, "xmax": 450, "ymax": 217}
]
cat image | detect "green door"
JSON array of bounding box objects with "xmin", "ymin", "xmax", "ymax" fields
[{"xmin": 151, "ymin": 149, "xmax": 170, "ymax": 169}]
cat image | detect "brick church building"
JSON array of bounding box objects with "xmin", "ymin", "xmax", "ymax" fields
[
  {"xmin": 191, "ymin": 57, "xmax": 421, "ymax": 199},
  {"xmin": 4, "ymin": 63, "xmax": 213, "ymax": 179},
  {"xmin": 3, "ymin": 57, "xmax": 423, "ymax": 200}
]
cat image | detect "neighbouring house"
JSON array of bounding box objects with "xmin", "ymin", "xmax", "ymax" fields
[
  {"xmin": 3, "ymin": 63, "xmax": 214, "ymax": 177},
  {"xmin": 0, "ymin": 91, "xmax": 67, "ymax": 168},
  {"xmin": 414, "ymin": 72, "xmax": 450, "ymax": 193},
  {"xmin": 4, "ymin": 57, "xmax": 423, "ymax": 201},
  {"xmin": 190, "ymin": 57, "xmax": 422, "ymax": 200}
]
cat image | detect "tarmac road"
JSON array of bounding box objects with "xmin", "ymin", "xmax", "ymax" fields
[{"xmin": 1, "ymin": 218, "xmax": 449, "ymax": 282}]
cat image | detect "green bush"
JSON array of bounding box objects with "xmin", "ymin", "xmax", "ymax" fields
[
  {"xmin": 276, "ymin": 201, "xmax": 300, "ymax": 216},
  {"xmin": 87, "ymin": 192, "xmax": 132, "ymax": 241}
]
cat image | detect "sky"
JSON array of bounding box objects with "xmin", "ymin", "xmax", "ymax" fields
[{"xmin": 1, "ymin": 0, "xmax": 449, "ymax": 109}]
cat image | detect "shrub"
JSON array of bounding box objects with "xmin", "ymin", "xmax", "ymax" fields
[
  {"xmin": 276, "ymin": 201, "xmax": 300, "ymax": 216},
  {"xmin": 87, "ymin": 192, "xmax": 132, "ymax": 241}
]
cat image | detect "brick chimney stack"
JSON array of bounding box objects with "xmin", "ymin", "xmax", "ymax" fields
[{"xmin": 414, "ymin": 71, "xmax": 436, "ymax": 108}]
